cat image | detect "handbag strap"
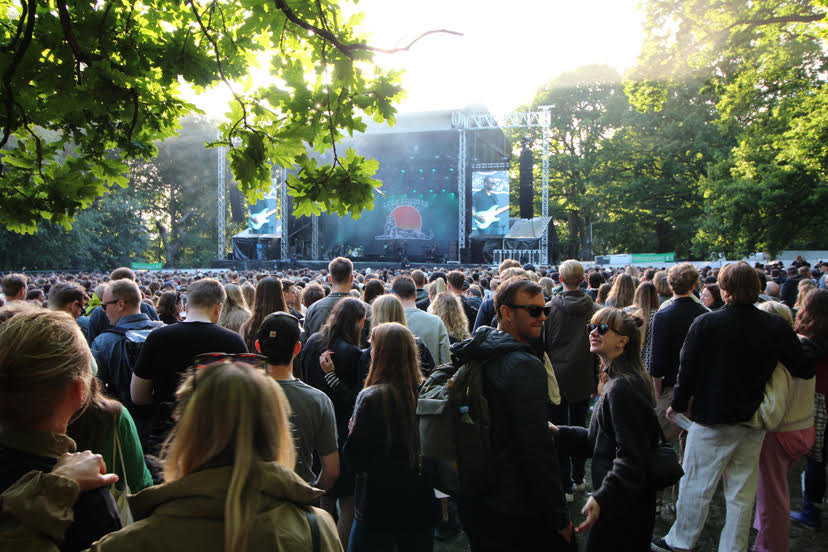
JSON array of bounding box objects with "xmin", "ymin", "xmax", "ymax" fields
[{"xmin": 305, "ymin": 509, "xmax": 320, "ymax": 552}]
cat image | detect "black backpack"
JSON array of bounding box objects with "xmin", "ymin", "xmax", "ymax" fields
[
  {"xmin": 416, "ymin": 355, "xmax": 496, "ymax": 497},
  {"xmin": 99, "ymin": 322, "xmax": 163, "ymax": 406}
]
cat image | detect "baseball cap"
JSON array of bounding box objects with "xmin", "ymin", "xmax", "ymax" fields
[{"xmin": 257, "ymin": 312, "xmax": 300, "ymax": 363}]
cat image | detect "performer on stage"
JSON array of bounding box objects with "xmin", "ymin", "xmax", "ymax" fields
[{"xmin": 472, "ymin": 176, "xmax": 508, "ymax": 235}]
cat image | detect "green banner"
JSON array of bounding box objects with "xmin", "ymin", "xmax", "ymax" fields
[
  {"xmin": 131, "ymin": 262, "xmax": 163, "ymax": 270},
  {"xmin": 631, "ymin": 252, "xmax": 675, "ymax": 263}
]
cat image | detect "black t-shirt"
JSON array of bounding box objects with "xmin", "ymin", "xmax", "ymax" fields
[{"xmin": 133, "ymin": 321, "xmax": 247, "ymax": 438}]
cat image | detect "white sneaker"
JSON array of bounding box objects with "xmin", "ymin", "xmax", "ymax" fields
[{"xmin": 565, "ymin": 493, "xmax": 574, "ymax": 503}]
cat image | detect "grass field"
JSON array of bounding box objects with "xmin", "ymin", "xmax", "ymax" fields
[{"xmin": 435, "ymin": 458, "xmax": 825, "ymax": 552}]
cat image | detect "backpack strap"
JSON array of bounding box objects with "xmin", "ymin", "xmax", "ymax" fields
[{"xmin": 304, "ymin": 509, "xmax": 320, "ymax": 552}]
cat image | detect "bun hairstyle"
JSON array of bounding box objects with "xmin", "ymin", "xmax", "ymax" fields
[{"xmin": 589, "ymin": 307, "xmax": 654, "ymax": 405}]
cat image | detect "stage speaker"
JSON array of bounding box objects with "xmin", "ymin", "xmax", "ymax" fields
[
  {"xmin": 519, "ymin": 142, "xmax": 533, "ymax": 219},
  {"xmin": 229, "ymin": 183, "xmax": 245, "ymax": 223}
]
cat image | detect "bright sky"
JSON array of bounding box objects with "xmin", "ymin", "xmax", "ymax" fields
[{"xmin": 188, "ymin": 0, "xmax": 645, "ymax": 117}]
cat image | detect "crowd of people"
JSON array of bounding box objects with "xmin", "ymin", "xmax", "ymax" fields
[{"xmin": 0, "ymin": 255, "xmax": 826, "ymax": 552}]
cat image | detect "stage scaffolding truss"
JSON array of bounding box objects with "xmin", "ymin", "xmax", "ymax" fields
[
  {"xmin": 217, "ymin": 110, "xmax": 551, "ymax": 265},
  {"xmin": 451, "ymin": 109, "xmax": 552, "ymax": 265}
]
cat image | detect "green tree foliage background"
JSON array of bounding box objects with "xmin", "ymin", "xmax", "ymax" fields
[{"xmin": 2, "ymin": 0, "xmax": 827, "ymax": 267}]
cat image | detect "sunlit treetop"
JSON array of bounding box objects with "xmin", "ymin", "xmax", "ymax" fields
[{"xmin": 0, "ymin": 0, "xmax": 424, "ymax": 232}]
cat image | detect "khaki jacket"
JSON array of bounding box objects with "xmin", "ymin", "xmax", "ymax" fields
[{"xmin": 0, "ymin": 462, "xmax": 342, "ymax": 552}]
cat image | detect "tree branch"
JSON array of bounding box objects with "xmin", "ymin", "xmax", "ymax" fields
[
  {"xmin": 273, "ymin": 0, "xmax": 462, "ymax": 59},
  {"xmin": 731, "ymin": 13, "xmax": 826, "ymax": 29},
  {"xmin": 1, "ymin": 0, "xmax": 35, "ymax": 151}
]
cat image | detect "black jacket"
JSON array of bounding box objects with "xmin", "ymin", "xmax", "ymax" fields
[
  {"xmin": 672, "ymin": 304, "xmax": 816, "ymax": 425},
  {"xmin": 451, "ymin": 327, "xmax": 570, "ymax": 531},
  {"xmin": 544, "ymin": 290, "xmax": 600, "ymax": 402},
  {"xmin": 344, "ymin": 385, "xmax": 440, "ymax": 530},
  {"xmin": 649, "ymin": 297, "xmax": 709, "ymax": 387},
  {"xmin": 780, "ymin": 275, "xmax": 803, "ymax": 308},
  {"xmin": 557, "ymin": 375, "xmax": 659, "ymax": 517}
]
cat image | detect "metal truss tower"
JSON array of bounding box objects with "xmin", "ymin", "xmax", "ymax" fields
[
  {"xmin": 280, "ymin": 168, "xmax": 289, "ymax": 261},
  {"xmin": 217, "ymin": 137, "xmax": 226, "ymax": 260},
  {"xmin": 451, "ymin": 110, "xmax": 552, "ymax": 264}
]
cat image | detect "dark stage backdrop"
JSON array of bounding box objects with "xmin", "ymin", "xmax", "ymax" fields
[{"xmin": 319, "ymin": 130, "xmax": 459, "ymax": 259}]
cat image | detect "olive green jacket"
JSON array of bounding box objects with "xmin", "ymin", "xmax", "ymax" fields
[{"xmin": 0, "ymin": 462, "xmax": 342, "ymax": 552}]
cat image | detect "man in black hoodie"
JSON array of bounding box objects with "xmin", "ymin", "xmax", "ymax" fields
[
  {"xmin": 544, "ymin": 260, "xmax": 600, "ymax": 500},
  {"xmin": 453, "ymin": 277, "xmax": 573, "ymax": 551}
]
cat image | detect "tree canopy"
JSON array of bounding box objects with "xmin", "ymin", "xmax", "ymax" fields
[{"xmin": 0, "ymin": 0, "xmax": 404, "ymax": 233}]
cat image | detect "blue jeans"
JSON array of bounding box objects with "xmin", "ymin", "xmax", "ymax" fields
[{"xmin": 347, "ymin": 519, "xmax": 433, "ymax": 552}]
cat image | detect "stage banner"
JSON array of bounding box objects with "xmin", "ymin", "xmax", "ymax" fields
[
  {"xmin": 247, "ymin": 182, "xmax": 281, "ymax": 236},
  {"xmin": 470, "ymin": 170, "xmax": 510, "ymax": 237},
  {"xmin": 131, "ymin": 262, "xmax": 163, "ymax": 270}
]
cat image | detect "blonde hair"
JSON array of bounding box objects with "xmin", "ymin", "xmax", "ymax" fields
[
  {"xmin": 428, "ymin": 278, "xmax": 447, "ymax": 299},
  {"xmin": 240, "ymin": 282, "xmax": 256, "ymax": 311},
  {"xmin": 758, "ymin": 301, "xmax": 794, "ymax": 327},
  {"xmin": 163, "ymin": 361, "xmax": 295, "ymax": 552},
  {"xmin": 0, "ymin": 310, "xmax": 92, "ymax": 426},
  {"xmin": 217, "ymin": 284, "xmax": 250, "ymax": 333},
  {"xmin": 559, "ymin": 259, "xmax": 584, "ymax": 287},
  {"xmin": 429, "ymin": 292, "xmax": 470, "ymax": 341},
  {"xmin": 371, "ymin": 294, "xmax": 406, "ymax": 326},
  {"xmin": 795, "ymin": 279, "xmax": 816, "ymax": 311}
]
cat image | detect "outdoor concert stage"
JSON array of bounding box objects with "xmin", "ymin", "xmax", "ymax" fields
[
  {"xmin": 224, "ymin": 108, "xmax": 558, "ymax": 267},
  {"xmin": 210, "ymin": 259, "xmax": 476, "ymax": 272}
]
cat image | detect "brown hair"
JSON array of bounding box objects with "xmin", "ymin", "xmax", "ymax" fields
[
  {"xmin": 606, "ymin": 273, "xmax": 635, "ymax": 308},
  {"xmin": 667, "ymin": 263, "xmax": 699, "ymax": 296},
  {"xmin": 493, "ymin": 277, "xmax": 541, "ymax": 320},
  {"xmin": 718, "ymin": 261, "xmax": 761, "ymax": 305},
  {"xmin": 391, "ymin": 275, "xmax": 417, "ymax": 300},
  {"xmin": 187, "ymin": 278, "xmax": 227, "ymax": 309},
  {"xmin": 590, "ymin": 308, "xmax": 654, "ymax": 405},
  {"xmin": 1, "ymin": 273, "xmax": 27, "ymax": 298},
  {"xmin": 240, "ymin": 278, "xmax": 286, "ymax": 351},
  {"xmin": 795, "ymin": 289, "xmax": 828, "ymax": 350},
  {"xmin": 328, "ymin": 256, "xmax": 354, "ymax": 284},
  {"xmin": 364, "ymin": 323, "xmax": 423, "ymax": 468}
]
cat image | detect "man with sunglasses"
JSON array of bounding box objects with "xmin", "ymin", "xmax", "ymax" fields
[
  {"xmin": 453, "ymin": 277, "xmax": 574, "ymax": 551},
  {"xmin": 47, "ymin": 281, "xmax": 91, "ymax": 340}
]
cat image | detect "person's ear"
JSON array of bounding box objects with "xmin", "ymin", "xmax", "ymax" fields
[
  {"xmin": 293, "ymin": 341, "xmax": 302, "ymax": 357},
  {"xmin": 255, "ymin": 340, "xmax": 261, "ymax": 353}
]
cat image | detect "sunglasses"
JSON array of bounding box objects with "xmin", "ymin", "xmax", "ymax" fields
[
  {"xmin": 189, "ymin": 353, "xmax": 269, "ymax": 389},
  {"xmin": 506, "ymin": 304, "xmax": 551, "ymax": 318},
  {"xmin": 587, "ymin": 323, "xmax": 620, "ymax": 336}
]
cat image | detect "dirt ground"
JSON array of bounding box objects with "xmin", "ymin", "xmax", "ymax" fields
[{"xmin": 435, "ymin": 457, "xmax": 826, "ymax": 552}]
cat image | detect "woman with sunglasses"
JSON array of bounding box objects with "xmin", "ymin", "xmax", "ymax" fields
[
  {"xmin": 550, "ymin": 308, "xmax": 660, "ymax": 552},
  {"xmin": 344, "ymin": 322, "xmax": 440, "ymax": 551},
  {"xmin": 1, "ymin": 358, "xmax": 342, "ymax": 552}
]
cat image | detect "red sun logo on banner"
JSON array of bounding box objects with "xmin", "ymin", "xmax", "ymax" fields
[{"xmin": 390, "ymin": 205, "xmax": 422, "ymax": 231}]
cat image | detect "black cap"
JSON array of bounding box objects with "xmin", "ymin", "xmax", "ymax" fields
[{"xmin": 257, "ymin": 312, "xmax": 300, "ymax": 363}]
